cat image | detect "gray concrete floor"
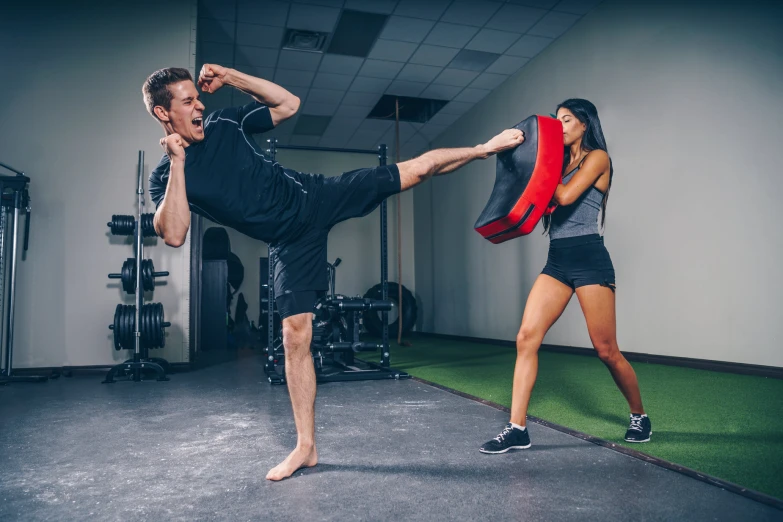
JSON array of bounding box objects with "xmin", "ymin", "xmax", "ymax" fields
[{"xmin": 0, "ymin": 358, "xmax": 779, "ymax": 521}]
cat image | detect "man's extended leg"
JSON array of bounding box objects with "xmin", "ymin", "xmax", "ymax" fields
[
  {"xmin": 266, "ymin": 312, "xmax": 318, "ymax": 481},
  {"xmin": 397, "ymin": 128, "xmax": 524, "ymax": 190}
]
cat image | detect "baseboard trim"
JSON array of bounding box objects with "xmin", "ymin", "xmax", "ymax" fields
[
  {"xmin": 412, "ymin": 332, "xmax": 783, "ymax": 379},
  {"xmin": 413, "ymin": 376, "xmax": 783, "ymax": 510}
]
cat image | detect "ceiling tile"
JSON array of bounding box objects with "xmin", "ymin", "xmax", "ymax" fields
[
  {"xmin": 318, "ymin": 133, "xmax": 350, "ymax": 148},
  {"xmin": 485, "ymin": 4, "xmax": 548, "ymax": 33},
  {"xmin": 397, "ymin": 121, "xmax": 424, "ymax": 142},
  {"xmin": 393, "ymin": 0, "xmax": 449, "ymax": 20},
  {"xmin": 527, "ymin": 11, "xmax": 581, "ymax": 38},
  {"xmin": 325, "ymin": 116, "xmax": 363, "ymax": 134},
  {"xmin": 302, "ymin": 100, "xmax": 339, "ymax": 115},
  {"xmin": 465, "ymin": 29, "xmax": 521, "ymax": 54},
  {"xmin": 386, "ymin": 80, "xmax": 428, "ymax": 97},
  {"xmin": 438, "ymin": 101, "xmax": 475, "ymax": 116},
  {"xmin": 453, "ymin": 88, "xmax": 490, "ymax": 103},
  {"xmin": 506, "ymin": 0, "xmax": 559, "ymax": 8},
  {"xmin": 318, "ymin": 54, "xmax": 365, "ymax": 75},
  {"xmin": 423, "ymin": 23, "xmax": 479, "ymax": 49},
  {"xmin": 344, "ymin": 0, "xmax": 398, "ymax": 14},
  {"xmin": 341, "ymin": 91, "xmax": 382, "ymax": 106},
  {"xmin": 448, "ymin": 49, "xmax": 500, "ymax": 72},
  {"xmin": 237, "ymin": 1, "xmax": 289, "ymax": 27},
  {"xmin": 552, "ymin": 0, "xmax": 602, "ymax": 15},
  {"xmin": 285, "ymin": 85, "xmax": 310, "ymax": 101},
  {"xmin": 485, "ymin": 55, "xmax": 529, "ymax": 75},
  {"xmin": 505, "ymin": 35, "xmax": 553, "ymax": 58},
  {"xmin": 403, "ymin": 131, "xmax": 430, "ymax": 149},
  {"xmin": 433, "ymin": 68, "xmax": 480, "ymax": 87},
  {"xmin": 236, "ymin": 23, "xmax": 285, "ymax": 49},
  {"xmin": 420, "ymin": 84, "xmax": 463, "ymax": 100},
  {"xmin": 441, "ymin": 1, "xmax": 503, "ymax": 27},
  {"xmin": 409, "ymin": 45, "xmax": 460, "ymax": 67},
  {"xmin": 358, "ymin": 59, "xmax": 405, "ymax": 79},
  {"xmin": 367, "ymin": 40, "xmax": 419, "ymax": 62},
  {"xmin": 307, "ymin": 88, "xmax": 345, "ymax": 104},
  {"xmin": 278, "ymin": 49, "xmax": 323, "ymax": 71},
  {"xmin": 312, "ymin": 72, "xmax": 355, "ymax": 90},
  {"xmin": 233, "ymin": 65, "xmax": 276, "ymax": 81},
  {"xmin": 468, "ymin": 72, "xmax": 509, "ymax": 90},
  {"xmin": 359, "ymin": 119, "xmax": 394, "ymax": 134},
  {"xmin": 200, "ymin": 42, "xmax": 234, "ymax": 64},
  {"xmin": 287, "ymin": 4, "xmax": 341, "ymax": 32},
  {"xmin": 349, "ymin": 76, "xmax": 392, "ymax": 93},
  {"xmin": 234, "ymin": 46, "xmax": 279, "ymax": 67},
  {"xmin": 396, "ymin": 64, "xmax": 443, "ymax": 83},
  {"xmin": 427, "ymin": 112, "xmax": 462, "ymax": 127},
  {"xmin": 348, "ymin": 132, "xmax": 386, "ymax": 150},
  {"xmin": 198, "ymin": 18, "xmax": 235, "ymax": 45},
  {"xmin": 274, "ymin": 68, "xmax": 315, "ymax": 88},
  {"xmin": 334, "ymin": 104, "xmax": 372, "ymax": 118},
  {"xmin": 379, "ymin": 16, "xmax": 435, "ymax": 43},
  {"xmin": 292, "ymin": 0, "xmax": 344, "ymax": 7},
  {"xmin": 419, "ymin": 123, "xmax": 449, "ymax": 141},
  {"xmin": 200, "ymin": 0, "xmax": 236, "ymax": 22}
]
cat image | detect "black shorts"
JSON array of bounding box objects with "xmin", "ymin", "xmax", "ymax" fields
[
  {"xmin": 271, "ymin": 164, "xmax": 401, "ymax": 319},
  {"xmin": 541, "ymin": 234, "xmax": 616, "ymax": 291}
]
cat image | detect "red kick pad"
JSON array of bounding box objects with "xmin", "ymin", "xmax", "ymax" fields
[{"xmin": 474, "ymin": 115, "xmax": 563, "ymax": 244}]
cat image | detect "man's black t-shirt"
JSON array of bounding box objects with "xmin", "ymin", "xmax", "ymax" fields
[{"xmin": 149, "ymin": 101, "xmax": 323, "ymax": 244}]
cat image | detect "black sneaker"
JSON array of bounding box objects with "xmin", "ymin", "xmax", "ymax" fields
[
  {"xmin": 479, "ymin": 423, "xmax": 531, "ymax": 454},
  {"xmin": 624, "ymin": 414, "xmax": 652, "ymax": 442}
]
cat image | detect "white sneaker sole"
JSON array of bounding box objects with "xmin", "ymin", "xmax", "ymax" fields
[{"xmin": 479, "ymin": 443, "xmax": 532, "ymax": 454}]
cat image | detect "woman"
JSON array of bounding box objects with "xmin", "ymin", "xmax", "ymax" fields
[{"xmin": 480, "ymin": 99, "xmax": 651, "ymax": 454}]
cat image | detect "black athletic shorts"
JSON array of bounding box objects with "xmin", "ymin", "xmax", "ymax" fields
[
  {"xmin": 541, "ymin": 234, "xmax": 616, "ymax": 291},
  {"xmin": 271, "ymin": 164, "xmax": 401, "ymax": 319}
]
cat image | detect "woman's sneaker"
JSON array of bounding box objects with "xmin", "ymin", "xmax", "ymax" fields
[
  {"xmin": 479, "ymin": 423, "xmax": 531, "ymax": 454},
  {"xmin": 624, "ymin": 414, "xmax": 652, "ymax": 442}
]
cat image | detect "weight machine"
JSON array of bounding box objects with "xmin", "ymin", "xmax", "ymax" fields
[
  {"xmin": 0, "ymin": 161, "xmax": 46, "ymax": 384},
  {"xmin": 261, "ymin": 142, "xmax": 410, "ymax": 384}
]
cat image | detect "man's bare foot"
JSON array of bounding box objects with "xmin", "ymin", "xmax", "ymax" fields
[{"xmin": 266, "ymin": 445, "xmax": 318, "ymax": 481}]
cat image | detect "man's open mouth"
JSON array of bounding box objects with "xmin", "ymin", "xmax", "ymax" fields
[{"xmin": 192, "ymin": 117, "xmax": 203, "ymax": 129}]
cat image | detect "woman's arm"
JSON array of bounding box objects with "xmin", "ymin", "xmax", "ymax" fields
[{"xmin": 553, "ymin": 150, "xmax": 610, "ymax": 206}]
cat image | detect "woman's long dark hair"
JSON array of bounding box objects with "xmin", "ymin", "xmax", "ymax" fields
[{"xmin": 542, "ymin": 98, "xmax": 613, "ymax": 234}]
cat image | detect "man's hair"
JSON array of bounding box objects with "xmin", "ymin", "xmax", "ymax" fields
[{"xmin": 142, "ymin": 67, "xmax": 193, "ymax": 118}]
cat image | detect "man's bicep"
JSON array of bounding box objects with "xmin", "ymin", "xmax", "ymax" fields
[{"xmin": 238, "ymin": 103, "xmax": 275, "ymax": 134}]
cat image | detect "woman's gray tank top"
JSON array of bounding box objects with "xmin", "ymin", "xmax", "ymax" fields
[{"xmin": 548, "ymin": 163, "xmax": 605, "ymax": 240}]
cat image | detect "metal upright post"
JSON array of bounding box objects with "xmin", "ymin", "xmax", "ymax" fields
[
  {"xmin": 266, "ymin": 139, "xmax": 277, "ymax": 371},
  {"xmin": 134, "ymin": 151, "xmax": 144, "ymax": 381},
  {"xmin": 4, "ymin": 193, "xmax": 20, "ymax": 377},
  {"xmin": 378, "ymin": 144, "xmax": 390, "ymax": 367}
]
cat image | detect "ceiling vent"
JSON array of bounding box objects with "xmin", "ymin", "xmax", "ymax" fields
[{"xmin": 282, "ymin": 29, "xmax": 328, "ymax": 53}]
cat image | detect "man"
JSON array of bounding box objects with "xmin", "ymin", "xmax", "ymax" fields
[{"xmin": 143, "ymin": 64, "xmax": 524, "ymax": 481}]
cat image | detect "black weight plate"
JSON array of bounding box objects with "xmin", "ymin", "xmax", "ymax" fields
[
  {"xmin": 120, "ymin": 305, "xmax": 128, "ymax": 349},
  {"xmin": 113, "ymin": 304, "xmax": 121, "ymax": 351},
  {"xmin": 159, "ymin": 303, "xmax": 166, "ymax": 348}
]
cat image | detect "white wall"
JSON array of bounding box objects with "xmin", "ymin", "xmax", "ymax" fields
[
  {"xmin": 207, "ymin": 147, "xmax": 417, "ymax": 326},
  {"xmin": 415, "ymin": 0, "xmax": 783, "ymax": 367},
  {"xmin": 0, "ymin": 0, "xmax": 196, "ymax": 367}
]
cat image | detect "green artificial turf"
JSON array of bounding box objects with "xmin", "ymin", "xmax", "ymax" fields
[{"xmin": 384, "ymin": 334, "xmax": 783, "ymax": 500}]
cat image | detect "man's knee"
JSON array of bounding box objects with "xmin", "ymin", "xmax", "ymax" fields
[{"xmin": 282, "ymin": 313, "xmax": 312, "ymax": 354}]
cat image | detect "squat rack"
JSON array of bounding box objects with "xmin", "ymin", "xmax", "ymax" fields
[{"xmin": 262, "ymin": 140, "xmax": 409, "ymax": 383}]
